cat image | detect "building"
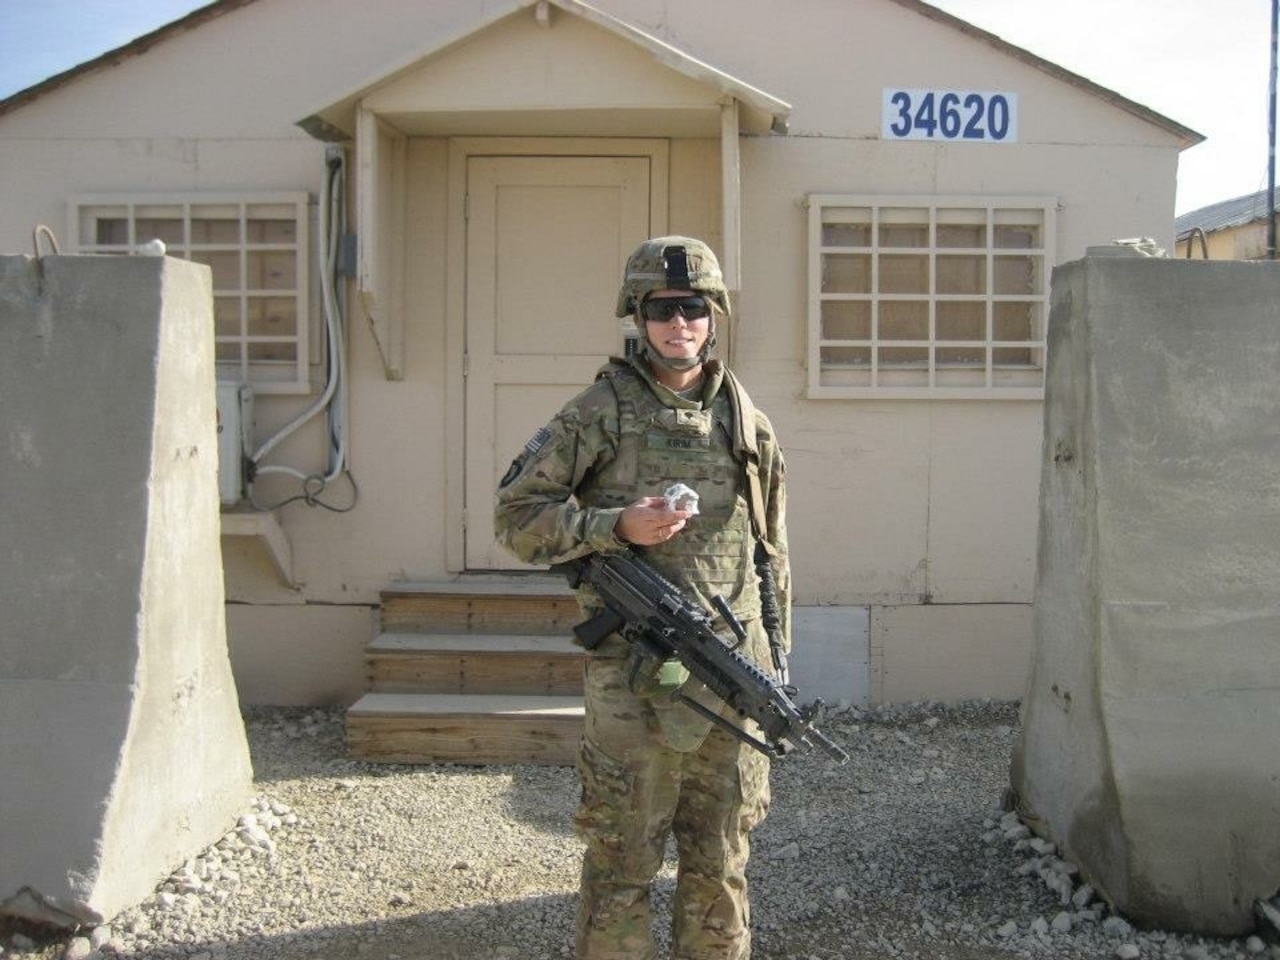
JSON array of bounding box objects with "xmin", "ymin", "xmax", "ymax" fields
[
  {"xmin": 1175, "ymin": 188, "xmax": 1278, "ymax": 260},
  {"xmin": 0, "ymin": 0, "xmax": 1201, "ymax": 710}
]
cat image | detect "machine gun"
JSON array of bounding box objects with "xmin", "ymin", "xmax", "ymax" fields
[{"xmin": 551, "ymin": 549, "xmax": 849, "ymax": 763}]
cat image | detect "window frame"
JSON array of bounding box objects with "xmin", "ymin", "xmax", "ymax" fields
[
  {"xmin": 806, "ymin": 194, "xmax": 1057, "ymax": 400},
  {"xmin": 68, "ymin": 192, "xmax": 313, "ymax": 395}
]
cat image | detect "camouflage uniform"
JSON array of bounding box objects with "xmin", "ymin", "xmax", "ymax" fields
[{"xmin": 495, "ymin": 346, "xmax": 789, "ymax": 959}]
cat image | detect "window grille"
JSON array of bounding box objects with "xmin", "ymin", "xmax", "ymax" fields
[
  {"xmin": 807, "ymin": 195, "xmax": 1056, "ymax": 399},
  {"xmin": 70, "ymin": 193, "xmax": 311, "ymax": 394}
]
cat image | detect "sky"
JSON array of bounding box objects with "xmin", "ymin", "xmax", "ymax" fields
[{"xmin": 0, "ymin": 0, "xmax": 1270, "ymax": 216}]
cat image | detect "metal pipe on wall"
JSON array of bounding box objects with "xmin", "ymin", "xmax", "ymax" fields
[{"xmin": 1269, "ymin": 0, "xmax": 1277, "ymax": 258}]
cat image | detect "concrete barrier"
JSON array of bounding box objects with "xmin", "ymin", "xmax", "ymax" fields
[
  {"xmin": 0, "ymin": 255, "xmax": 252, "ymax": 926},
  {"xmin": 1012, "ymin": 255, "xmax": 1280, "ymax": 935}
]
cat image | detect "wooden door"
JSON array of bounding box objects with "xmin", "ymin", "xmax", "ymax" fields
[{"xmin": 464, "ymin": 155, "xmax": 652, "ymax": 569}]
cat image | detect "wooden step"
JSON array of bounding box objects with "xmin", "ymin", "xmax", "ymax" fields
[
  {"xmin": 380, "ymin": 579, "xmax": 581, "ymax": 635},
  {"xmin": 366, "ymin": 633, "xmax": 586, "ymax": 695},
  {"xmin": 346, "ymin": 693, "xmax": 584, "ymax": 766}
]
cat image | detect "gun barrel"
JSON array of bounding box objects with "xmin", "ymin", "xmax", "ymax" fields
[{"xmin": 805, "ymin": 724, "xmax": 851, "ymax": 764}]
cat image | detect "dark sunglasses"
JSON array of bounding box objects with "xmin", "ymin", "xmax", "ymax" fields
[{"xmin": 640, "ymin": 295, "xmax": 712, "ymax": 324}]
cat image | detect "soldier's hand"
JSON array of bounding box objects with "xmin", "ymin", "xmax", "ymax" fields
[{"xmin": 615, "ymin": 496, "xmax": 691, "ymax": 546}]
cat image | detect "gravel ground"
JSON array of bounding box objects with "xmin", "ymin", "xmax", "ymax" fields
[{"xmin": 3, "ymin": 701, "xmax": 1277, "ymax": 960}]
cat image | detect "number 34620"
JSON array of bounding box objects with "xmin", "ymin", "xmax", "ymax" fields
[{"xmin": 882, "ymin": 89, "xmax": 1018, "ymax": 142}]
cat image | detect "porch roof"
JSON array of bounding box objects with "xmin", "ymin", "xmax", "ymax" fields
[{"xmin": 296, "ymin": 0, "xmax": 792, "ymax": 142}]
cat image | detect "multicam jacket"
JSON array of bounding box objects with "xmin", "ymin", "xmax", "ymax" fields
[{"xmin": 494, "ymin": 355, "xmax": 790, "ymax": 653}]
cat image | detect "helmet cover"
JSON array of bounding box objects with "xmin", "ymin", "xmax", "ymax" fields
[{"xmin": 615, "ymin": 236, "xmax": 731, "ymax": 319}]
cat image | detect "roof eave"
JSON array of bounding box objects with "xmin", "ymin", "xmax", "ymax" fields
[{"xmin": 551, "ymin": 0, "xmax": 790, "ymax": 133}]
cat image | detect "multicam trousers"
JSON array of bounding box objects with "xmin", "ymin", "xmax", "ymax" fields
[{"xmin": 573, "ymin": 622, "xmax": 772, "ymax": 960}]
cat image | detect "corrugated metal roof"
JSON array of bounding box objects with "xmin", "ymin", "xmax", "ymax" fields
[{"xmin": 1176, "ymin": 188, "xmax": 1278, "ymax": 238}]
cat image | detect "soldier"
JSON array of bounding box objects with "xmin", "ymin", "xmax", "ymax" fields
[{"xmin": 494, "ymin": 236, "xmax": 790, "ymax": 960}]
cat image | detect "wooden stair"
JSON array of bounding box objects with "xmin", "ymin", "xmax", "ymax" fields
[{"xmin": 346, "ymin": 577, "xmax": 587, "ymax": 766}]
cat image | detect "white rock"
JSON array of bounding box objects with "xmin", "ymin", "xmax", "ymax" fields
[
  {"xmin": 1071, "ymin": 883, "xmax": 1096, "ymax": 909},
  {"xmin": 238, "ymin": 821, "xmax": 275, "ymax": 852},
  {"xmin": 1030, "ymin": 916, "xmax": 1050, "ymax": 936},
  {"xmin": 1051, "ymin": 911, "xmax": 1074, "ymax": 933},
  {"xmin": 1114, "ymin": 945, "xmax": 1140, "ymax": 960},
  {"xmin": 61, "ymin": 937, "xmax": 93, "ymax": 960},
  {"xmin": 1040, "ymin": 867, "xmax": 1074, "ymax": 905},
  {"xmin": 995, "ymin": 921, "xmax": 1019, "ymax": 938},
  {"xmin": 1246, "ymin": 936, "xmax": 1267, "ymax": 954},
  {"xmin": 1102, "ymin": 916, "xmax": 1133, "ymax": 937}
]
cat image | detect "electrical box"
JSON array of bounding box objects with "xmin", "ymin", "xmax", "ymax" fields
[{"xmin": 216, "ymin": 383, "xmax": 254, "ymax": 505}]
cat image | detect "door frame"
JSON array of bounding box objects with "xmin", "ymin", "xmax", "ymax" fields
[{"xmin": 444, "ymin": 137, "xmax": 670, "ymax": 573}]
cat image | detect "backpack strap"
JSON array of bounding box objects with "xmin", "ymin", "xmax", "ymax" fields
[
  {"xmin": 720, "ymin": 367, "xmax": 777, "ymax": 558},
  {"xmin": 594, "ymin": 358, "xmax": 634, "ymax": 450}
]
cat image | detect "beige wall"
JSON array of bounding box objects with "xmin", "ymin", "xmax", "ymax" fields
[
  {"xmin": 226, "ymin": 603, "xmax": 375, "ymax": 706},
  {"xmin": 0, "ymin": 0, "xmax": 1191, "ymax": 705},
  {"xmin": 871, "ymin": 603, "xmax": 1033, "ymax": 703}
]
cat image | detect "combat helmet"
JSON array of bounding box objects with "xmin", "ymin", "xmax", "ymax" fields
[
  {"xmin": 615, "ymin": 236, "xmax": 731, "ymax": 319},
  {"xmin": 616, "ymin": 236, "xmax": 729, "ymax": 371}
]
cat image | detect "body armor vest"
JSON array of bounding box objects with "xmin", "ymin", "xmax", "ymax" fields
[{"xmin": 579, "ymin": 364, "xmax": 761, "ymax": 625}]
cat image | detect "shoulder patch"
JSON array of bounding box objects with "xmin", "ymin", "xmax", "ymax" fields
[
  {"xmin": 499, "ymin": 426, "xmax": 554, "ymax": 488},
  {"xmin": 524, "ymin": 426, "xmax": 553, "ymax": 458}
]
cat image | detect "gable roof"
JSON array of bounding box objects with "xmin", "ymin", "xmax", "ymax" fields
[
  {"xmin": 298, "ymin": 0, "xmax": 791, "ymax": 141},
  {"xmin": 1175, "ymin": 188, "xmax": 1277, "ymax": 238},
  {"xmin": 886, "ymin": 0, "xmax": 1202, "ymax": 148},
  {"xmin": 0, "ymin": 0, "xmax": 253, "ymax": 120},
  {"xmin": 0, "ymin": 0, "xmax": 1204, "ymax": 149}
]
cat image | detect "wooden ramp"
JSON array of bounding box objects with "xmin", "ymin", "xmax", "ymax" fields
[{"xmin": 346, "ymin": 579, "xmax": 586, "ymax": 766}]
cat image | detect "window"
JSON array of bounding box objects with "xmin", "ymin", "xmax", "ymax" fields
[
  {"xmin": 70, "ymin": 193, "xmax": 312, "ymax": 394},
  {"xmin": 807, "ymin": 195, "xmax": 1056, "ymax": 399}
]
